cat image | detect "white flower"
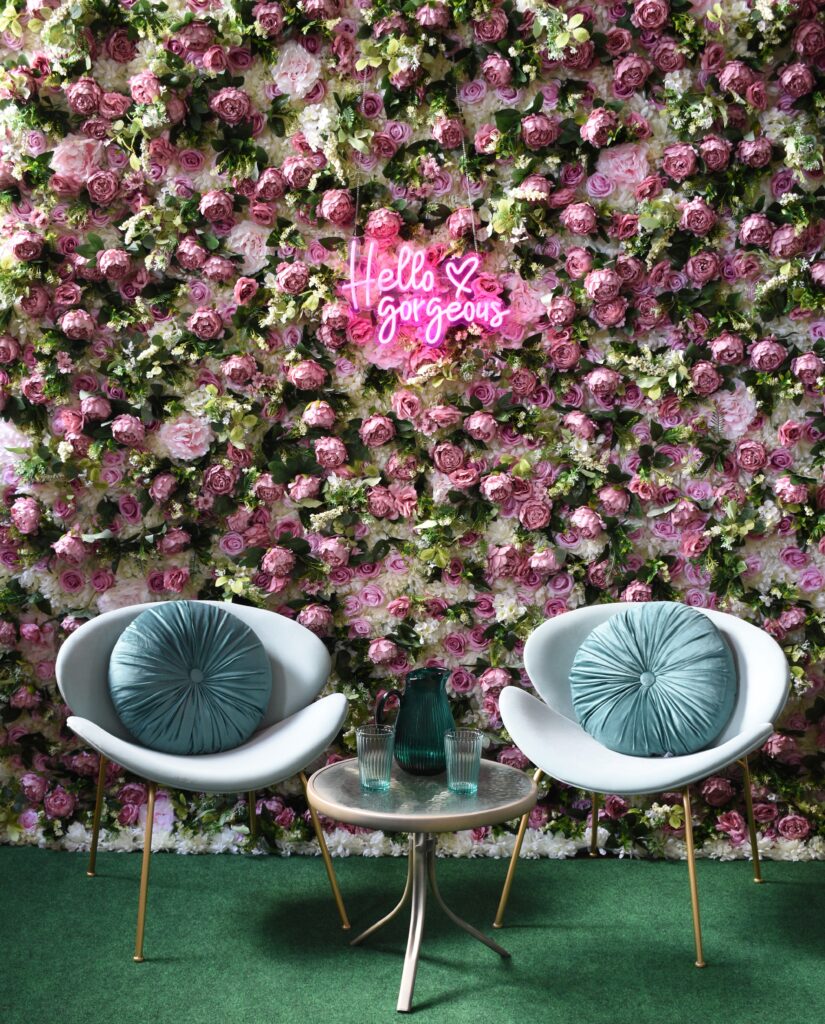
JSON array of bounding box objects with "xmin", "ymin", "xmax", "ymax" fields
[
  {"xmin": 272, "ymin": 42, "xmax": 321, "ymax": 100},
  {"xmin": 226, "ymin": 221, "xmax": 273, "ymax": 275},
  {"xmin": 0, "ymin": 418, "xmax": 31, "ymax": 469}
]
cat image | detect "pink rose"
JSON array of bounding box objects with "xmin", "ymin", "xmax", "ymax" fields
[
  {"xmin": 580, "ymin": 108, "xmax": 619, "ymax": 148},
  {"xmin": 368, "ymin": 637, "xmax": 399, "ymax": 664},
  {"xmin": 473, "ymin": 9, "xmax": 508, "ymax": 43},
  {"xmin": 463, "ymin": 411, "xmax": 497, "ymax": 443},
  {"xmin": 432, "ymin": 116, "xmax": 464, "ymax": 150},
  {"xmin": 44, "ymin": 786, "xmax": 76, "ymax": 819},
  {"xmin": 709, "ymin": 332, "xmax": 744, "ymax": 365},
  {"xmin": 679, "ymin": 197, "xmax": 716, "ymax": 236},
  {"xmin": 519, "ymin": 500, "xmax": 552, "ymax": 531},
  {"xmin": 187, "ymin": 308, "xmax": 224, "ymax": 340},
  {"xmin": 364, "ymin": 208, "xmax": 403, "ymax": 242},
  {"xmin": 314, "ymin": 436, "xmax": 348, "ymax": 468},
  {"xmin": 690, "ymin": 361, "xmax": 722, "ymax": 396},
  {"xmin": 521, "ymin": 113, "xmax": 559, "ymax": 151},
  {"xmin": 570, "ymin": 506, "xmax": 605, "ymax": 538},
  {"xmin": 203, "ymin": 464, "xmax": 238, "ymax": 495},
  {"xmin": 777, "ymin": 814, "xmax": 810, "ymax": 840},
  {"xmin": 276, "ymin": 261, "xmax": 309, "ymax": 294},
  {"xmin": 297, "ymin": 604, "xmax": 333, "ymax": 635},
  {"xmin": 598, "ymin": 486, "xmax": 629, "ymax": 516},
  {"xmin": 631, "ymin": 0, "xmax": 670, "ymax": 31},
  {"xmin": 750, "ymin": 338, "xmax": 786, "ymax": 371},
  {"xmin": 287, "ymin": 359, "xmax": 326, "ymax": 390},
  {"xmin": 209, "ymin": 87, "xmax": 251, "ymax": 125},
  {"xmin": 302, "ymin": 400, "xmax": 336, "ymax": 429},
  {"xmin": 661, "ymin": 143, "xmax": 697, "ymax": 181},
  {"xmin": 359, "ymin": 415, "xmax": 396, "ymax": 447},
  {"xmin": 735, "ymin": 440, "xmax": 767, "ymax": 472},
  {"xmin": 318, "ymin": 189, "xmax": 354, "ymax": 226},
  {"xmin": 791, "ymin": 352, "xmax": 823, "ymax": 385},
  {"xmin": 432, "ymin": 443, "xmax": 465, "ymax": 473},
  {"xmin": 111, "ymin": 414, "xmax": 145, "ymax": 446},
  {"xmin": 262, "ymin": 545, "xmax": 296, "ymax": 576},
  {"xmin": 11, "ymin": 497, "xmax": 41, "ymax": 534},
  {"xmin": 10, "ymin": 231, "xmax": 43, "ymax": 262},
  {"xmin": 559, "ymin": 202, "xmax": 597, "ymax": 235}
]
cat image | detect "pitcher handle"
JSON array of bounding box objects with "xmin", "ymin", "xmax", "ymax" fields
[{"xmin": 375, "ymin": 689, "xmax": 403, "ymax": 726}]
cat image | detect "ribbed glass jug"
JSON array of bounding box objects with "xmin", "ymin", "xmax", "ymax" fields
[{"xmin": 375, "ymin": 667, "xmax": 454, "ymax": 775}]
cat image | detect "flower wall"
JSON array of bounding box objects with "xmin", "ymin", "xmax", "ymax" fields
[{"xmin": 1, "ymin": 0, "xmax": 825, "ymax": 860}]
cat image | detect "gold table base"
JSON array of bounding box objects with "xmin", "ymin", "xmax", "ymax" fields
[{"xmin": 351, "ymin": 832, "xmax": 510, "ymax": 1013}]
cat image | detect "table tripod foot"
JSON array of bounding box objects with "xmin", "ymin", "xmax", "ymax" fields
[
  {"xmin": 397, "ymin": 836, "xmax": 428, "ymax": 1012},
  {"xmin": 426, "ymin": 848, "xmax": 510, "ymax": 958},
  {"xmin": 351, "ymin": 853, "xmax": 413, "ymax": 947}
]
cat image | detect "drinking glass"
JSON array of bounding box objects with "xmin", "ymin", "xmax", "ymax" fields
[
  {"xmin": 445, "ymin": 729, "xmax": 482, "ymax": 795},
  {"xmin": 356, "ymin": 724, "xmax": 395, "ymax": 792}
]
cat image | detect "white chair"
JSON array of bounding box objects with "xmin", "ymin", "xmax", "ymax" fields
[
  {"xmin": 493, "ymin": 604, "xmax": 790, "ymax": 967},
  {"xmin": 55, "ymin": 600, "xmax": 350, "ymax": 961}
]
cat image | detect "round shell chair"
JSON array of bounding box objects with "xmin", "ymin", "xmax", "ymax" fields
[
  {"xmin": 494, "ymin": 604, "xmax": 790, "ymax": 967},
  {"xmin": 56, "ymin": 600, "xmax": 350, "ymax": 961}
]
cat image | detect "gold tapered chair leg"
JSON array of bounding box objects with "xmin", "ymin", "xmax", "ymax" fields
[
  {"xmin": 87, "ymin": 755, "xmax": 107, "ymax": 877},
  {"xmin": 739, "ymin": 756, "xmax": 764, "ymax": 884},
  {"xmin": 248, "ymin": 791, "xmax": 257, "ymax": 840},
  {"xmin": 493, "ymin": 768, "xmax": 544, "ymax": 929},
  {"xmin": 683, "ymin": 786, "xmax": 706, "ymax": 968},
  {"xmin": 589, "ymin": 792, "xmax": 600, "ymax": 857},
  {"xmin": 301, "ymin": 772, "xmax": 350, "ymax": 930},
  {"xmin": 133, "ymin": 782, "xmax": 156, "ymax": 963}
]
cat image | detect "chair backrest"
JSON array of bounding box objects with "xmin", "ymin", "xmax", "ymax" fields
[
  {"xmin": 55, "ymin": 601, "xmax": 332, "ymax": 742},
  {"xmin": 523, "ymin": 604, "xmax": 790, "ymax": 745}
]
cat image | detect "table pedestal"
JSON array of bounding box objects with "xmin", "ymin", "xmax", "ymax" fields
[{"xmin": 350, "ymin": 832, "xmax": 510, "ymax": 1013}]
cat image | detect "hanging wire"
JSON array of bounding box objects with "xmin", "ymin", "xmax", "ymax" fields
[{"xmin": 455, "ymin": 85, "xmax": 479, "ymax": 255}]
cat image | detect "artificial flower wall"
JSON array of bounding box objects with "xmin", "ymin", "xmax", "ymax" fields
[{"xmin": 1, "ymin": 0, "xmax": 824, "ymax": 861}]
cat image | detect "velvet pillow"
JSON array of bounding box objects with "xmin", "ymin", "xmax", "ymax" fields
[
  {"xmin": 109, "ymin": 602, "xmax": 272, "ymax": 755},
  {"xmin": 569, "ymin": 603, "xmax": 736, "ymax": 757}
]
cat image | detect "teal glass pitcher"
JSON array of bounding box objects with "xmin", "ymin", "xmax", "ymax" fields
[{"xmin": 375, "ymin": 667, "xmax": 454, "ymax": 775}]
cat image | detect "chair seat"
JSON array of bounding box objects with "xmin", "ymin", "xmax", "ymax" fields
[
  {"xmin": 500, "ymin": 687, "xmax": 773, "ymax": 795},
  {"xmin": 67, "ymin": 693, "xmax": 347, "ymax": 794}
]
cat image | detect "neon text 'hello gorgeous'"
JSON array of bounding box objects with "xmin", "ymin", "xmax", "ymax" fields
[{"xmin": 346, "ymin": 240, "xmax": 509, "ymax": 346}]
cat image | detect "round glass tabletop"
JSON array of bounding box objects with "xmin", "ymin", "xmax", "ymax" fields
[{"xmin": 307, "ymin": 758, "xmax": 537, "ymax": 833}]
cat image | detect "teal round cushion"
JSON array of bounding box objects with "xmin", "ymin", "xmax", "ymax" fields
[
  {"xmin": 569, "ymin": 603, "xmax": 736, "ymax": 757},
  {"xmin": 108, "ymin": 602, "xmax": 272, "ymax": 755}
]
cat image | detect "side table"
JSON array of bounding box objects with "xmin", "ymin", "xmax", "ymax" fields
[{"xmin": 306, "ymin": 759, "xmax": 537, "ymax": 1012}]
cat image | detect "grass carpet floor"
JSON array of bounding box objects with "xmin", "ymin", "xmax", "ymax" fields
[{"xmin": 1, "ymin": 847, "xmax": 823, "ymax": 1024}]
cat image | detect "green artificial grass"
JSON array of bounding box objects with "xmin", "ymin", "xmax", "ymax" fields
[{"xmin": 2, "ymin": 847, "xmax": 824, "ymax": 1024}]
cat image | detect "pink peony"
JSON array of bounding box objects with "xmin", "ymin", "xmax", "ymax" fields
[{"xmin": 158, "ymin": 414, "xmax": 214, "ymax": 461}]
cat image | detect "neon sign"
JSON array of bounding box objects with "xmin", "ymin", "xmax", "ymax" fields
[{"xmin": 346, "ymin": 239, "xmax": 509, "ymax": 346}]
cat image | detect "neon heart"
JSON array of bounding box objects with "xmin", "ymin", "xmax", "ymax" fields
[{"xmin": 444, "ymin": 254, "xmax": 481, "ymax": 298}]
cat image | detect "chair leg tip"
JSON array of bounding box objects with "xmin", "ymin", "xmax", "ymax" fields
[
  {"xmin": 492, "ymin": 921, "xmax": 503, "ymax": 930},
  {"xmin": 694, "ymin": 960, "xmax": 707, "ymax": 969},
  {"xmin": 86, "ymin": 871, "xmax": 96, "ymax": 878},
  {"xmin": 133, "ymin": 956, "xmax": 144, "ymax": 963}
]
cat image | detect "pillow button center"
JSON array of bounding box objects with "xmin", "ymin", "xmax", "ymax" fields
[
  {"xmin": 189, "ymin": 668, "xmax": 204, "ymax": 684},
  {"xmin": 639, "ymin": 671, "xmax": 656, "ymax": 688}
]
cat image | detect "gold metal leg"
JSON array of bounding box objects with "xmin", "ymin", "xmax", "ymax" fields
[
  {"xmin": 248, "ymin": 791, "xmax": 257, "ymax": 839},
  {"xmin": 133, "ymin": 782, "xmax": 156, "ymax": 963},
  {"xmin": 739, "ymin": 756, "xmax": 764, "ymax": 884},
  {"xmin": 301, "ymin": 772, "xmax": 350, "ymax": 930},
  {"xmin": 683, "ymin": 786, "xmax": 706, "ymax": 968},
  {"xmin": 589, "ymin": 792, "xmax": 600, "ymax": 857},
  {"xmin": 87, "ymin": 755, "xmax": 107, "ymax": 877},
  {"xmin": 493, "ymin": 768, "xmax": 543, "ymax": 929}
]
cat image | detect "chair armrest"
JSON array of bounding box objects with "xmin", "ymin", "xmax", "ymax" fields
[
  {"xmin": 67, "ymin": 693, "xmax": 347, "ymax": 794},
  {"xmin": 500, "ymin": 686, "xmax": 773, "ymax": 795}
]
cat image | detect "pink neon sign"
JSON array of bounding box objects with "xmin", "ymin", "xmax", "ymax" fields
[{"xmin": 346, "ymin": 239, "xmax": 509, "ymax": 346}]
